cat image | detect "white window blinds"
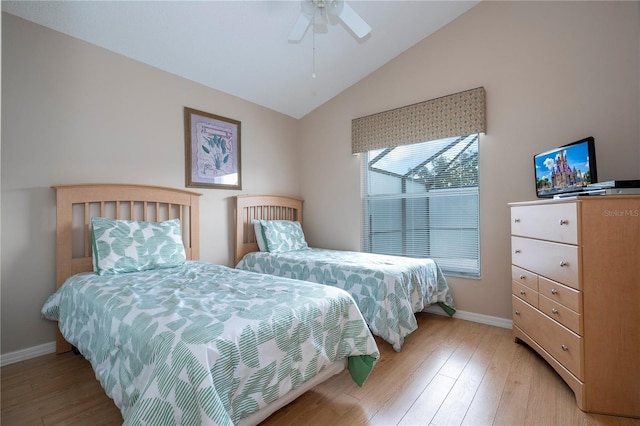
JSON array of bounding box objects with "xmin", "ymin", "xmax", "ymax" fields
[{"xmin": 362, "ymin": 134, "xmax": 480, "ymax": 277}]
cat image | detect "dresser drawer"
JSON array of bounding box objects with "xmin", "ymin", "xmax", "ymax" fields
[
  {"xmin": 512, "ymin": 281, "xmax": 538, "ymax": 307},
  {"xmin": 511, "ymin": 203, "xmax": 579, "ymax": 244},
  {"xmin": 538, "ymin": 276, "xmax": 581, "ymax": 312},
  {"xmin": 512, "ymin": 265, "xmax": 538, "ymax": 291},
  {"xmin": 511, "ymin": 236, "xmax": 581, "ymax": 289},
  {"xmin": 513, "ymin": 296, "xmax": 583, "ymax": 380},
  {"xmin": 539, "ymin": 294, "xmax": 582, "ymax": 335}
]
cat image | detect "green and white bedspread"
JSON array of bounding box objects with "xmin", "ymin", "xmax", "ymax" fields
[
  {"xmin": 41, "ymin": 261, "xmax": 379, "ymax": 425},
  {"xmin": 236, "ymin": 249, "xmax": 456, "ymax": 352}
]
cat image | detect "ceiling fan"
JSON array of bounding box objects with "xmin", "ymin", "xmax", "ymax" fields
[{"xmin": 288, "ymin": 0, "xmax": 371, "ymax": 42}]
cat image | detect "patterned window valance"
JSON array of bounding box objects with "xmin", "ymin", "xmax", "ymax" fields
[{"xmin": 351, "ymin": 87, "xmax": 486, "ymax": 154}]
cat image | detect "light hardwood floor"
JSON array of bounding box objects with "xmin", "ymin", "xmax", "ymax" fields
[{"xmin": 2, "ymin": 313, "xmax": 639, "ymax": 425}]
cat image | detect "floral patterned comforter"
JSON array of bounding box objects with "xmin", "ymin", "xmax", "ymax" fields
[
  {"xmin": 41, "ymin": 261, "xmax": 379, "ymax": 425},
  {"xmin": 236, "ymin": 249, "xmax": 455, "ymax": 352}
]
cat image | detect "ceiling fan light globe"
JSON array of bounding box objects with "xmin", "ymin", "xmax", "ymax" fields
[
  {"xmin": 328, "ymin": 0, "xmax": 344, "ymax": 17},
  {"xmin": 314, "ymin": 10, "xmax": 329, "ymax": 25},
  {"xmin": 301, "ymin": 0, "xmax": 317, "ymax": 18}
]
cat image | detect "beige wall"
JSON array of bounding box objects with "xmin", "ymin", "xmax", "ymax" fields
[
  {"xmin": 1, "ymin": 13, "xmax": 301, "ymax": 354},
  {"xmin": 2, "ymin": 1, "xmax": 639, "ymax": 356},
  {"xmin": 298, "ymin": 1, "xmax": 640, "ymax": 320}
]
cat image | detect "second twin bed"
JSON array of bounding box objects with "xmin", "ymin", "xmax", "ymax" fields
[{"xmin": 234, "ymin": 194, "xmax": 456, "ymax": 352}]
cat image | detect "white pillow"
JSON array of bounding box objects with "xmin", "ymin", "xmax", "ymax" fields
[{"xmin": 253, "ymin": 220, "xmax": 267, "ymax": 252}]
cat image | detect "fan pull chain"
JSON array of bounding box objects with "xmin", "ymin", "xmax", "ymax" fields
[
  {"xmin": 312, "ymin": 10, "xmax": 317, "ymax": 78},
  {"xmin": 312, "ymin": 31, "xmax": 316, "ymax": 78}
]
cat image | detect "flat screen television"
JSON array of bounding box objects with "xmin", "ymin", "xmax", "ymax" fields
[{"xmin": 534, "ymin": 136, "xmax": 598, "ymax": 198}]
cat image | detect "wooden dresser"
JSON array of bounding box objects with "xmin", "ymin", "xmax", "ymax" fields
[{"xmin": 509, "ymin": 195, "xmax": 639, "ymax": 418}]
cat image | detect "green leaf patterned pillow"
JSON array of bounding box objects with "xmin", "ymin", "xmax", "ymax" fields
[
  {"xmin": 91, "ymin": 217, "xmax": 186, "ymax": 275},
  {"xmin": 260, "ymin": 220, "xmax": 308, "ymax": 253}
]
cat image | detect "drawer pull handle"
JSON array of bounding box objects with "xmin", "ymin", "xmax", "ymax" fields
[
  {"xmin": 559, "ymin": 261, "xmax": 567, "ymax": 267},
  {"xmin": 561, "ymin": 344, "xmax": 568, "ymax": 351},
  {"xmin": 514, "ymin": 218, "xmax": 521, "ymax": 223},
  {"xmin": 551, "ymin": 308, "xmax": 558, "ymax": 314},
  {"xmin": 519, "ymin": 275, "xmax": 526, "ymax": 280},
  {"xmin": 520, "ymin": 290, "xmax": 526, "ymax": 295},
  {"xmin": 514, "ymin": 249, "xmax": 521, "ymax": 254},
  {"xmin": 515, "ymin": 310, "xmax": 521, "ymax": 316},
  {"xmin": 551, "ymin": 288, "xmax": 558, "ymax": 295},
  {"xmin": 559, "ymin": 219, "xmax": 569, "ymax": 225}
]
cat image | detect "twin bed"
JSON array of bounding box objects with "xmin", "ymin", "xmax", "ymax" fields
[
  {"xmin": 234, "ymin": 194, "xmax": 456, "ymax": 352},
  {"xmin": 42, "ymin": 184, "xmax": 379, "ymax": 425}
]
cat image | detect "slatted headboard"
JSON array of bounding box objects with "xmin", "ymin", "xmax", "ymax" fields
[
  {"xmin": 234, "ymin": 194, "xmax": 303, "ymax": 265},
  {"xmin": 52, "ymin": 183, "xmax": 202, "ymax": 353}
]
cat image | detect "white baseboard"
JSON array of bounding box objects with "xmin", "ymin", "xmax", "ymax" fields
[
  {"xmin": 0, "ymin": 310, "xmax": 512, "ymax": 367},
  {"xmin": 1, "ymin": 341, "xmax": 56, "ymax": 367},
  {"xmin": 424, "ymin": 305, "xmax": 513, "ymax": 329}
]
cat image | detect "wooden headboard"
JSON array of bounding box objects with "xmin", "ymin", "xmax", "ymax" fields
[
  {"xmin": 53, "ymin": 183, "xmax": 202, "ymax": 353},
  {"xmin": 234, "ymin": 194, "xmax": 303, "ymax": 264}
]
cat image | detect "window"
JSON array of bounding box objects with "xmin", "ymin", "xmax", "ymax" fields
[
  {"xmin": 353, "ymin": 87, "xmax": 485, "ymax": 277},
  {"xmin": 362, "ymin": 134, "xmax": 480, "ymax": 277}
]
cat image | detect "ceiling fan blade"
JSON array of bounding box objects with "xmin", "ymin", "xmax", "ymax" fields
[
  {"xmin": 338, "ymin": 2, "xmax": 371, "ymax": 39},
  {"xmin": 288, "ymin": 12, "xmax": 312, "ymax": 41}
]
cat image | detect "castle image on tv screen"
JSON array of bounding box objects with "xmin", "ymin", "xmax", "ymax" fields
[{"xmin": 535, "ymin": 143, "xmax": 592, "ymax": 197}]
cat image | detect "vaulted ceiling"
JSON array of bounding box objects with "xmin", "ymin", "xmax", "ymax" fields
[{"xmin": 2, "ymin": 1, "xmax": 480, "ymax": 119}]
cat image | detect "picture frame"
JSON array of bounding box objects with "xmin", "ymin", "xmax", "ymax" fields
[{"xmin": 184, "ymin": 107, "xmax": 242, "ymax": 190}]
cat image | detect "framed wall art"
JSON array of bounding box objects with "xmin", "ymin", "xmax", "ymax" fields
[{"xmin": 184, "ymin": 107, "xmax": 242, "ymax": 190}]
